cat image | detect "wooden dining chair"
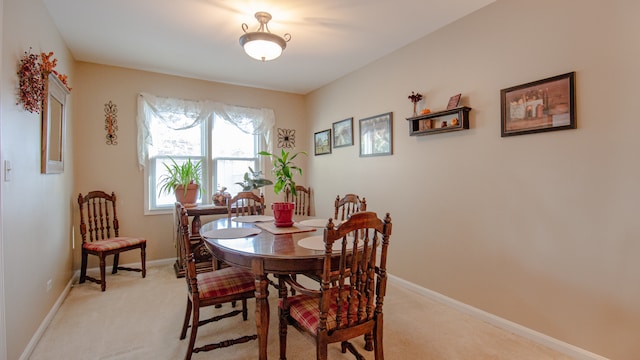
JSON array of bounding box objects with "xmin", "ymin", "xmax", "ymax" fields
[
  {"xmin": 77, "ymin": 191, "xmax": 146, "ymax": 291},
  {"xmin": 176, "ymin": 203, "xmax": 257, "ymax": 360},
  {"xmin": 278, "ymin": 211, "xmax": 392, "ymax": 360},
  {"xmin": 285, "ymin": 185, "xmax": 312, "ymax": 216},
  {"xmin": 334, "ymin": 193, "xmax": 367, "ymax": 221},
  {"xmin": 227, "ymin": 191, "xmax": 265, "ymax": 217}
]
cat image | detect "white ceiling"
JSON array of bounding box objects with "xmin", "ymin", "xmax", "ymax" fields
[{"xmin": 43, "ymin": 0, "xmax": 494, "ymax": 94}]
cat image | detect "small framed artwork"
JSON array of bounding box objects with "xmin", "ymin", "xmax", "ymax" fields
[
  {"xmin": 446, "ymin": 93, "xmax": 461, "ymax": 110},
  {"xmin": 332, "ymin": 117, "xmax": 353, "ymax": 148},
  {"xmin": 314, "ymin": 129, "xmax": 331, "ymax": 155},
  {"xmin": 359, "ymin": 112, "xmax": 393, "ymax": 157},
  {"xmin": 501, "ymin": 72, "xmax": 576, "ymax": 137}
]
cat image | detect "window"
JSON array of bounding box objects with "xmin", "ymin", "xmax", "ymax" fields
[{"xmin": 137, "ymin": 93, "xmax": 275, "ymax": 213}]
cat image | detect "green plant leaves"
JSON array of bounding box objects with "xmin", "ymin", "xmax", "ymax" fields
[
  {"xmin": 157, "ymin": 157, "xmax": 202, "ymax": 196},
  {"xmin": 258, "ymin": 149, "xmax": 306, "ymax": 196}
]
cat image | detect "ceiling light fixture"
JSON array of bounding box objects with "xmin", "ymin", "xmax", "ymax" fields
[{"xmin": 239, "ymin": 12, "xmax": 291, "ymax": 62}]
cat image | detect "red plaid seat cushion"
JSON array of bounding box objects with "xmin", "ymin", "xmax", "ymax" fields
[
  {"xmin": 83, "ymin": 237, "xmax": 146, "ymax": 252},
  {"xmin": 279, "ymin": 286, "xmax": 361, "ymax": 334},
  {"xmin": 196, "ymin": 267, "xmax": 256, "ymax": 299}
]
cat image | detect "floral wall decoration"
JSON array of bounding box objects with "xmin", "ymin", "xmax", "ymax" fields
[
  {"xmin": 104, "ymin": 101, "xmax": 118, "ymax": 145},
  {"xmin": 16, "ymin": 49, "xmax": 72, "ymax": 113},
  {"xmin": 277, "ymin": 128, "xmax": 295, "ymax": 148}
]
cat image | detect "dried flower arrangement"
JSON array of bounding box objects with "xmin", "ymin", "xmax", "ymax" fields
[
  {"xmin": 16, "ymin": 49, "xmax": 71, "ymax": 113},
  {"xmin": 408, "ymin": 91, "xmax": 423, "ymax": 104},
  {"xmin": 408, "ymin": 91, "xmax": 423, "ymax": 116}
]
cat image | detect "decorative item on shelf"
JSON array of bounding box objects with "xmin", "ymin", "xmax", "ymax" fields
[
  {"xmin": 239, "ymin": 11, "xmax": 291, "ymax": 61},
  {"xmin": 421, "ymin": 108, "xmax": 431, "ymax": 115},
  {"xmin": 447, "ymin": 93, "xmax": 462, "ymax": 110},
  {"xmin": 277, "ymin": 128, "xmax": 295, "ymax": 148},
  {"xmin": 104, "ymin": 101, "xmax": 118, "ymax": 145},
  {"xmin": 408, "ymin": 91, "xmax": 423, "ymax": 117},
  {"xmin": 406, "ymin": 106, "xmax": 472, "ymax": 136},
  {"xmin": 235, "ymin": 167, "xmax": 273, "ymax": 192},
  {"xmin": 16, "ymin": 49, "xmax": 72, "ymax": 113},
  {"xmin": 258, "ymin": 149, "xmax": 307, "ymax": 227},
  {"xmin": 213, "ymin": 186, "xmax": 231, "ymax": 206},
  {"xmin": 158, "ymin": 157, "xmax": 203, "ymax": 208}
]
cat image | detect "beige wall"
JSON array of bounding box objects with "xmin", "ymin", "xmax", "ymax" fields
[
  {"xmin": 3, "ymin": 0, "xmax": 639, "ymax": 359},
  {"xmin": 72, "ymin": 62, "xmax": 308, "ymax": 270},
  {"xmin": 305, "ymin": 0, "xmax": 640, "ymax": 359},
  {"xmin": 1, "ymin": 0, "xmax": 75, "ymax": 358}
]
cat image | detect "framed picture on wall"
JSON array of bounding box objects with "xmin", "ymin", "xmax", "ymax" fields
[
  {"xmin": 500, "ymin": 72, "xmax": 576, "ymax": 137},
  {"xmin": 314, "ymin": 129, "xmax": 331, "ymax": 155},
  {"xmin": 332, "ymin": 117, "xmax": 353, "ymax": 148},
  {"xmin": 359, "ymin": 112, "xmax": 393, "ymax": 157}
]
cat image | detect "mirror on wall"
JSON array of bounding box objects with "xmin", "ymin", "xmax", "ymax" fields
[{"xmin": 41, "ymin": 73, "xmax": 69, "ymax": 174}]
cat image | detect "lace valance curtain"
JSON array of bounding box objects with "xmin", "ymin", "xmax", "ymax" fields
[{"xmin": 136, "ymin": 92, "xmax": 275, "ymax": 169}]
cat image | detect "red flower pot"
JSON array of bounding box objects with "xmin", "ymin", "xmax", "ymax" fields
[{"xmin": 272, "ymin": 202, "xmax": 295, "ymax": 227}]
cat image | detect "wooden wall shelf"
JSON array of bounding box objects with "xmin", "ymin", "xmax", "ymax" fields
[{"xmin": 407, "ymin": 106, "xmax": 471, "ymax": 136}]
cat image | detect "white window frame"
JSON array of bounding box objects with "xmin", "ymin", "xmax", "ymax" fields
[{"xmin": 137, "ymin": 93, "xmax": 275, "ymax": 214}]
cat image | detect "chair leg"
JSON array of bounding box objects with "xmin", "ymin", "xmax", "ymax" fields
[
  {"xmin": 79, "ymin": 252, "xmax": 88, "ymax": 284},
  {"xmin": 185, "ymin": 302, "xmax": 200, "ymax": 360},
  {"xmin": 180, "ymin": 298, "xmax": 193, "ymax": 340},
  {"xmin": 290, "ymin": 274, "xmax": 297, "ymax": 296},
  {"xmin": 141, "ymin": 244, "xmax": 147, "ymax": 278},
  {"xmin": 374, "ymin": 321, "xmax": 384, "ymax": 360},
  {"xmin": 99, "ymin": 254, "xmax": 107, "ymax": 291},
  {"xmin": 278, "ymin": 304, "xmax": 288, "ymax": 360},
  {"xmin": 112, "ymin": 253, "xmax": 120, "ymax": 274},
  {"xmin": 317, "ymin": 341, "xmax": 328, "ymax": 360},
  {"xmin": 364, "ymin": 332, "xmax": 373, "ymax": 351},
  {"xmin": 242, "ymin": 299, "xmax": 248, "ymax": 321}
]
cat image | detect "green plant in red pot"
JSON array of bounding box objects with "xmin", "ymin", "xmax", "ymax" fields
[{"xmin": 259, "ymin": 149, "xmax": 306, "ymax": 227}]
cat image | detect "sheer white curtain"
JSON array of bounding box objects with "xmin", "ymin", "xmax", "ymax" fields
[{"xmin": 136, "ymin": 92, "xmax": 275, "ymax": 169}]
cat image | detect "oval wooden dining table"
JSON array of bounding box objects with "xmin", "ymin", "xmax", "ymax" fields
[{"xmin": 200, "ymin": 216, "xmax": 331, "ymax": 360}]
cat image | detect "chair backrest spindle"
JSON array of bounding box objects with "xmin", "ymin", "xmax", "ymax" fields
[
  {"xmin": 79, "ymin": 191, "xmax": 121, "ymax": 244},
  {"xmin": 285, "ymin": 185, "xmax": 312, "ymax": 216},
  {"xmin": 334, "ymin": 193, "xmax": 366, "ymax": 221},
  {"xmin": 228, "ymin": 192, "xmax": 265, "ymax": 217}
]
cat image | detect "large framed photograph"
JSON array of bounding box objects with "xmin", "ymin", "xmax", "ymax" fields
[
  {"xmin": 359, "ymin": 112, "xmax": 393, "ymax": 157},
  {"xmin": 332, "ymin": 117, "xmax": 353, "ymax": 148},
  {"xmin": 501, "ymin": 72, "xmax": 575, "ymax": 137},
  {"xmin": 314, "ymin": 129, "xmax": 331, "ymax": 155}
]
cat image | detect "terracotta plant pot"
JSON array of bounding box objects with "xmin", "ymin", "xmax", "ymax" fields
[
  {"xmin": 272, "ymin": 202, "xmax": 295, "ymax": 227},
  {"xmin": 175, "ymin": 184, "xmax": 199, "ymax": 208}
]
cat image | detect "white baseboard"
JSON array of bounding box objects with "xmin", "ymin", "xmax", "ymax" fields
[
  {"xmin": 19, "ymin": 276, "xmax": 74, "ymax": 360},
  {"xmin": 23, "ymin": 263, "xmax": 606, "ymax": 360},
  {"xmin": 19, "ymin": 258, "xmax": 176, "ymax": 360},
  {"xmin": 388, "ymin": 274, "xmax": 608, "ymax": 360}
]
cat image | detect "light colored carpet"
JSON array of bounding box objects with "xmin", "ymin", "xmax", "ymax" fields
[{"xmin": 29, "ymin": 265, "xmax": 573, "ymax": 359}]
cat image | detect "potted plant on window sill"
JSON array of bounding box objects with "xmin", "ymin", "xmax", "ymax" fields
[
  {"xmin": 235, "ymin": 166, "xmax": 273, "ymax": 193},
  {"xmin": 259, "ymin": 149, "xmax": 306, "ymax": 227},
  {"xmin": 158, "ymin": 157, "xmax": 202, "ymax": 208}
]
